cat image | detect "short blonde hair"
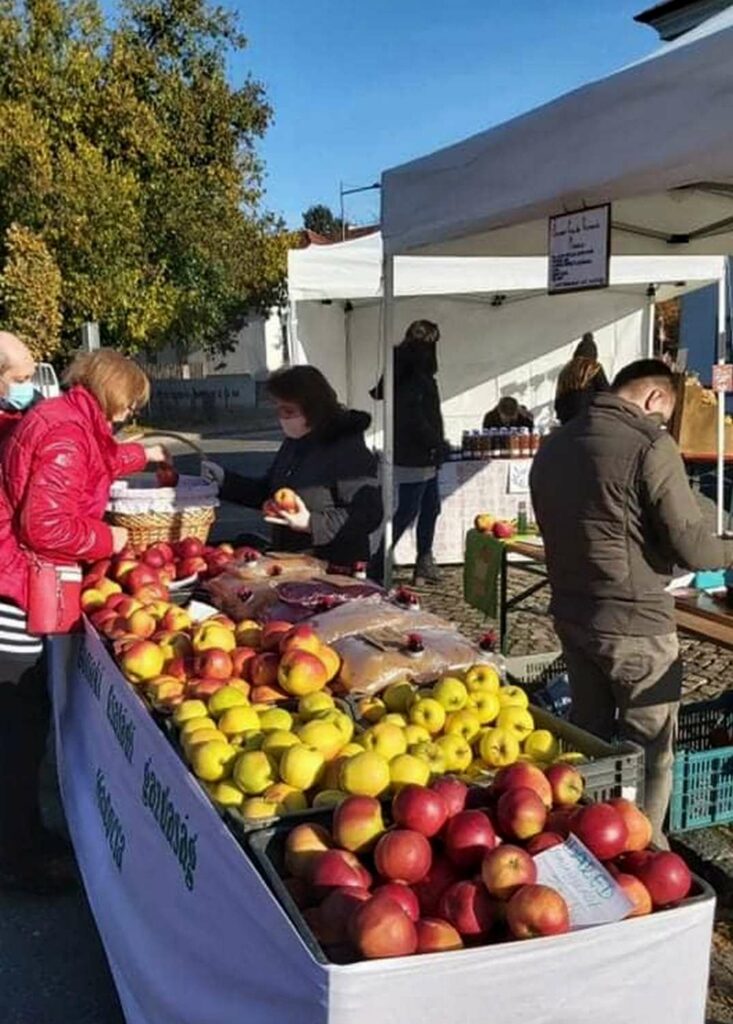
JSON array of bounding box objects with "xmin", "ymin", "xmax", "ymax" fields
[
  {"xmin": 64, "ymin": 349, "xmax": 150, "ymax": 420},
  {"xmin": 556, "ymin": 356, "xmax": 602, "ymax": 399}
]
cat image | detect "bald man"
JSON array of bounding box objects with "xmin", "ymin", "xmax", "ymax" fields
[{"xmin": 0, "ymin": 332, "xmax": 37, "ymax": 442}]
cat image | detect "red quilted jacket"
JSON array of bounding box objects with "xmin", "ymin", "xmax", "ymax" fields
[
  {"xmin": 0, "ymin": 407, "xmax": 22, "ymax": 446},
  {"xmin": 0, "ymin": 386, "xmax": 147, "ymax": 608}
]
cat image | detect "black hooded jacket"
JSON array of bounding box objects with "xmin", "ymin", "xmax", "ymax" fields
[
  {"xmin": 220, "ymin": 408, "xmax": 383, "ymax": 565},
  {"xmin": 371, "ymin": 339, "xmax": 445, "ymax": 468}
]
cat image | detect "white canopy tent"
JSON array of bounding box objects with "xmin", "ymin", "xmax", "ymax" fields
[
  {"xmin": 288, "ymin": 233, "xmax": 723, "ymax": 446},
  {"xmin": 378, "ymin": 8, "xmax": 733, "ymax": 573}
]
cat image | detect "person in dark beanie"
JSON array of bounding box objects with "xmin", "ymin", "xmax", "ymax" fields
[
  {"xmin": 531, "ymin": 358, "xmax": 733, "ymax": 845},
  {"xmin": 204, "ymin": 366, "xmax": 383, "ymax": 570},
  {"xmin": 371, "ymin": 319, "xmax": 446, "ymax": 585},
  {"xmin": 554, "ymin": 332, "xmax": 609, "ymax": 425}
]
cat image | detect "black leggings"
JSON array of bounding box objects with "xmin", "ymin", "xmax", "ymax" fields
[{"xmin": 0, "ymin": 650, "xmax": 49, "ymax": 869}]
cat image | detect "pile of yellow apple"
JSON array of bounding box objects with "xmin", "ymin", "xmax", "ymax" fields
[{"xmin": 356, "ymin": 665, "xmax": 582, "ymax": 780}]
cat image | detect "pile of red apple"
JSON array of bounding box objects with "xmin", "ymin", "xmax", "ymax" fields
[{"xmin": 281, "ymin": 763, "xmax": 693, "ymax": 962}]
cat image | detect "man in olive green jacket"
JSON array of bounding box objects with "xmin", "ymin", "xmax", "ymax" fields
[{"xmin": 530, "ymin": 359, "xmax": 733, "ymax": 843}]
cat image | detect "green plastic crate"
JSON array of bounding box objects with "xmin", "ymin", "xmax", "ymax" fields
[{"xmin": 669, "ymin": 693, "xmax": 733, "ymax": 833}]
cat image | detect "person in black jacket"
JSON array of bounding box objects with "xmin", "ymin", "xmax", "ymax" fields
[
  {"xmin": 371, "ymin": 319, "xmax": 446, "ymax": 584},
  {"xmin": 203, "ymin": 366, "xmax": 383, "ymax": 570},
  {"xmin": 554, "ymin": 333, "xmax": 609, "ymax": 425}
]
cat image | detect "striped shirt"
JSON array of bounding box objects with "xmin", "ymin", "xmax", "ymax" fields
[{"xmin": 0, "ymin": 599, "xmax": 44, "ymax": 657}]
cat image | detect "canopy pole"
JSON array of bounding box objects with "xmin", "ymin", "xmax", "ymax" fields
[
  {"xmin": 381, "ymin": 255, "xmax": 395, "ymax": 586},
  {"xmin": 717, "ymin": 275, "xmax": 727, "ymax": 536},
  {"xmin": 287, "ymin": 301, "xmax": 302, "ymax": 365},
  {"xmin": 646, "ymin": 285, "xmax": 656, "ymax": 358}
]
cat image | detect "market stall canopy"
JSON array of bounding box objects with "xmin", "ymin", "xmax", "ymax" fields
[
  {"xmin": 288, "ymin": 232, "xmax": 725, "ymax": 303},
  {"xmin": 381, "ymin": 7, "xmax": 733, "ymax": 258}
]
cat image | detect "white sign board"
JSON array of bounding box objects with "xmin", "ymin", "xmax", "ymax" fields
[
  {"xmin": 548, "ymin": 204, "xmax": 611, "ymax": 294},
  {"xmin": 534, "ymin": 835, "xmax": 633, "ymax": 929}
]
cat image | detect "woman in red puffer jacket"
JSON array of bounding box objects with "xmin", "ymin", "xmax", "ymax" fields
[{"xmin": 0, "ymin": 349, "xmax": 168, "ymax": 895}]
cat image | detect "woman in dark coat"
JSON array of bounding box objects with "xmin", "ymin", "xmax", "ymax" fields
[
  {"xmin": 554, "ymin": 333, "xmax": 609, "ymax": 425},
  {"xmin": 205, "ymin": 366, "xmax": 383, "ymax": 570},
  {"xmin": 371, "ymin": 319, "xmax": 446, "ymax": 584}
]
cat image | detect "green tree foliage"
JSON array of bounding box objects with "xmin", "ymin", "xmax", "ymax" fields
[
  {"xmin": 0, "ymin": 222, "xmax": 63, "ymax": 357},
  {"xmin": 0, "ymin": 0, "xmax": 286, "ymax": 356},
  {"xmin": 303, "ymin": 204, "xmax": 344, "ymax": 240}
]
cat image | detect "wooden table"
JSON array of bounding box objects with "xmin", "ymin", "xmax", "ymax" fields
[{"xmin": 501, "ymin": 539, "xmax": 733, "ymax": 652}]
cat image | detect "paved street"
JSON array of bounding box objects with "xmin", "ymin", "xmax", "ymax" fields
[{"xmin": 3, "ymin": 432, "xmax": 733, "ymax": 1022}]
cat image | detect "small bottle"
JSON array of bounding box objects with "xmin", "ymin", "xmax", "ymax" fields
[
  {"xmin": 519, "ymin": 427, "xmax": 530, "ymax": 459},
  {"xmin": 530, "ymin": 429, "xmax": 540, "ymax": 456},
  {"xmin": 472, "ymin": 431, "xmax": 481, "ymax": 460},
  {"xmin": 481, "ymin": 430, "xmax": 491, "ymax": 460},
  {"xmin": 509, "ymin": 428, "xmax": 521, "ymax": 459},
  {"xmin": 490, "ymin": 428, "xmax": 501, "ymax": 458},
  {"xmin": 499, "ymin": 427, "xmax": 509, "ymax": 457},
  {"xmin": 461, "ymin": 430, "xmax": 470, "ymax": 460},
  {"xmin": 517, "ymin": 500, "xmax": 528, "ymax": 534}
]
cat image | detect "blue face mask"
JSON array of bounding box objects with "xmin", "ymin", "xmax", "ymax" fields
[{"xmin": 5, "ymin": 381, "xmax": 37, "ymax": 411}]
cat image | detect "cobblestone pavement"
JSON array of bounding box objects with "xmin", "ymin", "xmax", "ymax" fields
[{"xmin": 402, "ymin": 564, "xmax": 733, "ymax": 1023}]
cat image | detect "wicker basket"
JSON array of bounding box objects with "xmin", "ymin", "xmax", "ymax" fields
[{"xmin": 106, "ymin": 431, "xmax": 218, "ymax": 550}]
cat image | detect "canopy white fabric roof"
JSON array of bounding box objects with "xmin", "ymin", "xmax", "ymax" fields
[
  {"xmin": 381, "ymin": 7, "xmax": 733, "ymax": 258},
  {"xmin": 288, "ymin": 232, "xmax": 725, "ymax": 302}
]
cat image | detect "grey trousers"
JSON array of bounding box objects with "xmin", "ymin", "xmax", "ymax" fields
[{"xmin": 554, "ymin": 621, "xmax": 682, "ymax": 847}]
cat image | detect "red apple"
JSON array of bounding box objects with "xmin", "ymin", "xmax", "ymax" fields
[
  {"xmin": 438, "ymin": 880, "xmax": 495, "ymax": 938},
  {"xmin": 496, "ymin": 788, "xmax": 547, "ymax": 842},
  {"xmin": 164, "ymin": 656, "xmax": 191, "ymax": 682},
  {"xmin": 374, "ymin": 882, "xmax": 420, "ymax": 922},
  {"xmin": 633, "ymin": 851, "xmax": 692, "ymax": 909},
  {"xmin": 143, "ymin": 548, "xmax": 167, "ymax": 569},
  {"xmin": 481, "ymin": 844, "xmax": 537, "ymax": 900},
  {"xmin": 492, "ymin": 521, "xmax": 515, "ymax": 539},
  {"xmin": 284, "ymin": 823, "xmax": 332, "ymax": 880},
  {"xmin": 333, "ymin": 796, "xmax": 386, "ymax": 854},
  {"xmin": 411, "ymin": 856, "xmax": 461, "ymax": 917},
  {"xmin": 193, "ymin": 648, "xmax": 233, "ymax": 681},
  {"xmin": 374, "ymin": 830, "xmax": 432, "ymax": 885},
  {"xmin": 546, "ymin": 808, "xmax": 578, "ymax": 838},
  {"xmin": 249, "ymin": 652, "xmax": 280, "ymax": 688},
  {"xmin": 318, "ymin": 887, "xmax": 371, "ymax": 944},
  {"xmin": 231, "ymin": 647, "xmax": 257, "ymax": 677},
  {"xmin": 177, "ymin": 556, "xmax": 207, "ymax": 579},
  {"xmin": 187, "ymin": 677, "xmax": 229, "ymax": 699},
  {"xmin": 133, "ymin": 582, "xmax": 170, "ymax": 604},
  {"xmin": 506, "ymin": 884, "xmax": 570, "ymax": 939},
  {"xmin": 392, "ymin": 785, "xmax": 449, "ymax": 839},
  {"xmin": 429, "ymin": 777, "xmax": 469, "ymax": 819},
  {"xmin": 148, "ymin": 542, "xmax": 175, "ymax": 564},
  {"xmin": 125, "ymin": 565, "xmax": 160, "ymax": 593},
  {"xmin": 87, "ymin": 558, "xmax": 112, "ymax": 579},
  {"xmin": 491, "ymin": 763, "xmax": 553, "ymax": 810},
  {"xmin": 415, "ymin": 918, "xmax": 463, "ymax": 953},
  {"xmin": 615, "ymin": 872, "xmax": 653, "ymax": 918},
  {"xmin": 525, "ymin": 832, "xmax": 565, "ymax": 856},
  {"xmin": 155, "ymin": 465, "xmax": 179, "ymax": 488},
  {"xmin": 615, "ymin": 850, "xmax": 654, "ymax": 876},
  {"xmin": 176, "ymin": 537, "xmax": 204, "ymax": 559},
  {"xmin": 443, "ymin": 810, "xmax": 498, "ymax": 869},
  {"xmin": 544, "ymin": 763, "xmax": 585, "ymax": 808},
  {"xmin": 311, "ymin": 850, "xmax": 368, "ymax": 896},
  {"xmin": 261, "ymin": 621, "xmax": 294, "ymax": 652},
  {"xmin": 279, "ymin": 624, "xmax": 322, "ymax": 656},
  {"xmin": 607, "ymin": 798, "xmax": 653, "ymax": 853},
  {"xmin": 350, "ymin": 895, "xmax": 418, "ymax": 959},
  {"xmin": 571, "ymin": 803, "xmax": 628, "ymax": 861}
]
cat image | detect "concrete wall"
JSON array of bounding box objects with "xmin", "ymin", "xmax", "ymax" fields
[{"xmin": 149, "ymin": 374, "xmax": 257, "ymax": 426}]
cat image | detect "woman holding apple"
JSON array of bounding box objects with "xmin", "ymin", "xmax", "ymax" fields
[
  {"xmin": 0, "ymin": 349, "xmax": 169, "ymax": 894},
  {"xmin": 203, "ymin": 366, "xmax": 383, "ymax": 572}
]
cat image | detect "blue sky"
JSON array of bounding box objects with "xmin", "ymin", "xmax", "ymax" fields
[{"xmin": 233, "ymin": 1, "xmax": 657, "ymax": 229}]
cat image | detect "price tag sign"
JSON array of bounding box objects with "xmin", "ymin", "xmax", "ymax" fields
[
  {"xmin": 712, "ymin": 364, "xmax": 733, "ymax": 391},
  {"xmin": 534, "ymin": 835, "xmax": 633, "ymax": 929},
  {"xmin": 548, "ymin": 204, "xmax": 611, "ymax": 294}
]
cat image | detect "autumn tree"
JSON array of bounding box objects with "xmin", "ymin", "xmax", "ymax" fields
[
  {"xmin": 303, "ymin": 204, "xmax": 344, "ymax": 240},
  {"xmin": 0, "ymin": 0, "xmax": 287, "ymax": 356}
]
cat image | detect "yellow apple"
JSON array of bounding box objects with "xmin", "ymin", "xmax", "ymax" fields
[
  {"xmin": 444, "ymin": 708, "xmax": 482, "ymax": 743},
  {"xmin": 435, "ymin": 733, "xmax": 473, "ymax": 772},
  {"xmin": 432, "ymin": 676, "xmax": 469, "ymax": 712},
  {"xmin": 382, "ymin": 680, "xmax": 416, "ymax": 714},
  {"xmin": 232, "ymin": 750, "xmax": 276, "ymax": 794},
  {"xmin": 497, "ymin": 706, "xmax": 534, "ymax": 742},
  {"xmin": 467, "ymin": 691, "xmax": 501, "ymax": 725},
  {"xmin": 340, "ymin": 751, "xmax": 391, "ymax": 797},
  {"xmin": 296, "ymin": 720, "xmax": 344, "ymax": 761},
  {"xmin": 322, "ymin": 709, "xmax": 354, "ymax": 745},
  {"xmin": 465, "ymin": 663, "xmax": 502, "ymax": 696},
  {"xmin": 179, "ymin": 715, "xmax": 217, "ymax": 738},
  {"xmin": 240, "ymin": 798, "xmax": 279, "ymax": 820},
  {"xmin": 382, "ymin": 713, "xmax": 408, "ymax": 728},
  {"xmin": 357, "ymin": 695, "xmax": 386, "ymax": 724},
  {"xmin": 409, "ymin": 698, "xmax": 446, "ymax": 736},
  {"xmin": 263, "ymin": 783, "xmax": 308, "ymax": 813},
  {"xmin": 257, "ymin": 707, "xmax": 293, "ymax": 733},
  {"xmin": 498, "ymin": 685, "xmax": 529, "ymax": 710},
  {"xmin": 183, "ymin": 728, "xmax": 228, "ymax": 757},
  {"xmin": 362, "ymin": 722, "xmax": 407, "ymax": 761},
  {"xmin": 312, "ymin": 789, "xmax": 348, "ymax": 809},
  {"xmin": 172, "ymin": 699, "xmax": 209, "ymax": 726},
  {"xmin": 297, "ymin": 692, "xmax": 336, "ymax": 720},
  {"xmin": 206, "ymin": 779, "xmax": 244, "ymax": 809},
  {"xmin": 410, "ymin": 741, "xmax": 447, "ymax": 777},
  {"xmin": 217, "ymin": 705, "xmax": 262, "ymax": 740},
  {"xmin": 389, "ymin": 753, "xmax": 431, "ymax": 790},
  {"xmin": 208, "ymin": 686, "xmax": 250, "ymax": 718},
  {"xmin": 479, "ymin": 726, "xmax": 520, "ymax": 768},
  {"xmin": 192, "ymin": 621, "xmax": 236, "ymax": 654},
  {"xmin": 239, "ymin": 730, "xmax": 266, "ymax": 751},
  {"xmin": 523, "ymin": 729, "xmax": 560, "ymax": 762},
  {"xmin": 404, "ymin": 724, "xmax": 431, "ymax": 747},
  {"xmin": 261, "ymin": 730, "xmax": 302, "ymax": 761},
  {"xmin": 190, "ymin": 739, "xmax": 238, "ymax": 782},
  {"xmin": 279, "ymin": 744, "xmax": 325, "ymax": 791}
]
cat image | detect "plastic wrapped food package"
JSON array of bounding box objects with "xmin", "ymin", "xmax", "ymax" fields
[
  {"xmin": 226, "ymin": 552, "xmax": 326, "ymax": 581},
  {"xmin": 333, "ymin": 627, "xmax": 491, "ymax": 696},
  {"xmin": 203, "ymin": 573, "xmax": 383, "ymax": 624},
  {"xmin": 308, "ymin": 599, "xmax": 450, "ymax": 645}
]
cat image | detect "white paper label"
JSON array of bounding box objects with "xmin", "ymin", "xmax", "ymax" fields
[{"xmin": 534, "ymin": 835, "xmax": 633, "ymax": 929}]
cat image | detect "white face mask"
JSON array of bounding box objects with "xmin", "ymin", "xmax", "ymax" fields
[{"xmin": 280, "ymin": 415, "xmax": 309, "ymax": 439}]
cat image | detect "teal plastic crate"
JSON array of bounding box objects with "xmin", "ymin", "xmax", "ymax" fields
[{"xmin": 669, "ymin": 693, "xmax": 733, "ymax": 832}]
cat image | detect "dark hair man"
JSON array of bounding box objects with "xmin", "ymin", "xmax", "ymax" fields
[
  {"xmin": 482, "ymin": 396, "xmax": 534, "ymax": 431},
  {"xmin": 530, "ymin": 359, "xmax": 733, "ymax": 844}
]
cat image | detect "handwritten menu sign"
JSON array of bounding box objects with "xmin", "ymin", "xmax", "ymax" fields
[{"xmin": 548, "ymin": 204, "xmax": 611, "ymax": 294}]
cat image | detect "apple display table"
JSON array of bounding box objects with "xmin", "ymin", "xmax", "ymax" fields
[
  {"xmin": 50, "ymin": 626, "xmax": 715, "ymax": 1024},
  {"xmin": 395, "ymin": 459, "xmax": 533, "ymax": 566}
]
